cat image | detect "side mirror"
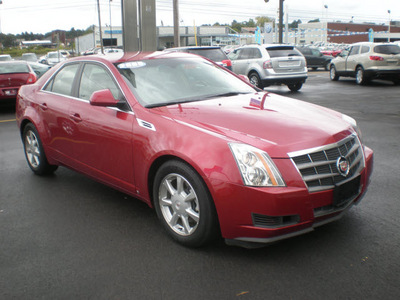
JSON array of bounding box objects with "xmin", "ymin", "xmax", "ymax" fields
[{"xmin": 89, "ymin": 89, "xmax": 120, "ymax": 107}]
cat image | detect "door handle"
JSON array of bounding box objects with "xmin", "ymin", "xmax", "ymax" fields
[
  {"xmin": 70, "ymin": 113, "xmax": 82, "ymax": 123},
  {"xmin": 39, "ymin": 103, "xmax": 48, "ymax": 111}
]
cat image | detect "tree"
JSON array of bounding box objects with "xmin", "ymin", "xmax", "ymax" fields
[
  {"xmin": 255, "ymin": 16, "xmax": 274, "ymax": 27},
  {"xmin": 289, "ymin": 19, "xmax": 302, "ymax": 29},
  {"xmin": 308, "ymin": 18, "xmax": 320, "ymax": 23}
]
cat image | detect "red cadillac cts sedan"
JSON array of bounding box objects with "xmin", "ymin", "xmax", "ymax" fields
[{"xmin": 16, "ymin": 52, "xmax": 373, "ymax": 248}]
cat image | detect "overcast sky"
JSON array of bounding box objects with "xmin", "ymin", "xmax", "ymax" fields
[{"xmin": 1, "ymin": 0, "xmax": 399, "ymax": 35}]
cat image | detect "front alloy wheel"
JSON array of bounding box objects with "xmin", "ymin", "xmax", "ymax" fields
[
  {"xmin": 159, "ymin": 173, "xmax": 200, "ymax": 236},
  {"xmin": 153, "ymin": 160, "xmax": 218, "ymax": 247},
  {"xmin": 330, "ymin": 65, "xmax": 339, "ymax": 81},
  {"xmin": 248, "ymin": 72, "xmax": 264, "ymax": 89}
]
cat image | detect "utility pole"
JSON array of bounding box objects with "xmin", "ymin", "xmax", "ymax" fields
[
  {"xmin": 279, "ymin": 0, "xmax": 284, "ymax": 43},
  {"xmin": 173, "ymin": 0, "xmax": 180, "ymax": 47},
  {"xmin": 96, "ymin": 0, "xmax": 104, "ymax": 54}
]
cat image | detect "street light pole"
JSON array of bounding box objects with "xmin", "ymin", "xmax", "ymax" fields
[
  {"xmin": 388, "ymin": 10, "xmax": 391, "ymax": 42},
  {"xmin": 96, "ymin": 0, "xmax": 104, "ymax": 54},
  {"xmin": 109, "ymin": 0, "xmax": 113, "ymax": 46},
  {"xmin": 279, "ymin": 0, "xmax": 284, "ymax": 43}
]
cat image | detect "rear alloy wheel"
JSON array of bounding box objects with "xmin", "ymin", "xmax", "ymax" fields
[
  {"xmin": 153, "ymin": 160, "xmax": 218, "ymax": 247},
  {"xmin": 330, "ymin": 65, "xmax": 339, "ymax": 81},
  {"xmin": 355, "ymin": 66, "xmax": 368, "ymax": 85},
  {"xmin": 23, "ymin": 124, "xmax": 58, "ymax": 175},
  {"xmin": 287, "ymin": 82, "xmax": 303, "ymax": 92},
  {"xmin": 248, "ymin": 72, "xmax": 264, "ymax": 89}
]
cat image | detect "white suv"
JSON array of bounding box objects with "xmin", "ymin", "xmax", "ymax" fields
[
  {"xmin": 329, "ymin": 42, "xmax": 400, "ymax": 85},
  {"xmin": 228, "ymin": 44, "xmax": 308, "ymax": 92}
]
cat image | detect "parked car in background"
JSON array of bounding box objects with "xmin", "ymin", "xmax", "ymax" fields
[
  {"xmin": 41, "ymin": 51, "xmax": 68, "ymax": 67},
  {"xmin": 228, "ymin": 44, "xmax": 307, "ymax": 91},
  {"xmin": 0, "ymin": 54, "xmax": 12, "ymax": 61},
  {"xmin": 163, "ymin": 46, "xmax": 232, "ymax": 70},
  {"xmin": 329, "ymin": 42, "xmax": 400, "ymax": 85},
  {"xmin": 0, "ymin": 61, "xmax": 36, "ymax": 100},
  {"xmin": 16, "ymin": 52, "xmax": 373, "ymax": 248},
  {"xmin": 297, "ymin": 47, "xmax": 332, "ymax": 70},
  {"xmin": 27, "ymin": 62, "xmax": 51, "ymax": 78},
  {"xmin": 320, "ymin": 49, "xmax": 342, "ymax": 57},
  {"xmin": 21, "ymin": 53, "xmax": 38, "ymax": 62}
]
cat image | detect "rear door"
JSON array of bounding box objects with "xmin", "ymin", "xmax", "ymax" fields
[{"xmin": 39, "ymin": 63, "xmax": 81, "ymax": 164}]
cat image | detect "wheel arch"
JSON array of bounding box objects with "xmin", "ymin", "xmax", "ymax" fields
[
  {"xmin": 147, "ymin": 154, "xmax": 222, "ymax": 236},
  {"xmin": 147, "ymin": 154, "xmax": 211, "ymax": 208}
]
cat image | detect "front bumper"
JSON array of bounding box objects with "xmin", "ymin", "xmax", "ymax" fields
[{"xmin": 211, "ymin": 146, "xmax": 373, "ymax": 247}]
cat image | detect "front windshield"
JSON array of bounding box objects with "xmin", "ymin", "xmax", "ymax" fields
[{"xmin": 117, "ymin": 57, "xmax": 256, "ymax": 107}]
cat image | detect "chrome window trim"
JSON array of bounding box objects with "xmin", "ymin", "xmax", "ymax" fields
[{"xmin": 40, "ymin": 60, "xmax": 133, "ymax": 112}]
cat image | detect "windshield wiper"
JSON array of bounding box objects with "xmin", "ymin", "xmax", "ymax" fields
[
  {"xmin": 202, "ymin": 91, "xmax": 251, "ymax": 100},
  {"xmin": 145, "ymin": 92, "xmax": 251, "ymax": 108}
]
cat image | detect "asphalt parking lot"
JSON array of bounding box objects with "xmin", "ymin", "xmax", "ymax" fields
[{"xmin": 1, "ymin": 71, "xmax": 399, "ymax": 299}]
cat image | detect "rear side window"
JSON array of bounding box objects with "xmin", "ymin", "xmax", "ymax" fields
[
  {"xmin": 44, "ymin": 63, "xmax": 80, "ymax": 96},
  {"xmin": 186, "ymin": 49, "xmax": 227, "ymax": 61},
  {"xmin": 237, "ymin": 48, "xmax": 261, "ymax": 59},
  {"xmin": 361, "ymin": 46, "xmax": 370, "ymax": 54},
  {"xmin": 374, "ymin": 45, "xmax": 400, "ymax": 55},
  {"xmin": 266, "ymin": 47, "xmax": 301, "ymax": 58}
]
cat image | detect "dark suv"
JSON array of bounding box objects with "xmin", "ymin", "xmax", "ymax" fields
[
  {"xmin": 228, "ymin": 44, "xmax": 307, "ymax": 92},
  {"xmin": 163, "ymin": 46, "xmax": 232, "ymax": 70},
  {"xmin": 297, "ymin": 47, "xmax": 332, "ymax": 71}
]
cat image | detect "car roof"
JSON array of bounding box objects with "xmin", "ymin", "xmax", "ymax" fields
[
  {"xmin": 64, "ymin": 51, "xmax": 201, "ymax": 65},
  {"xmin": 165, "ymin": 46, "xmax": 222, "ymax": 50}
]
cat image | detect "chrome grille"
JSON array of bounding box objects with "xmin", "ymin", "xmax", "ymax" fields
[{"xmin": 289, "ymin": 134, "xmax": 365, "ymax": 193}]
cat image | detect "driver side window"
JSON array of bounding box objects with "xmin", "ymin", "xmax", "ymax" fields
[{"xmin": 78, "ymin": 64, "xmax": 121, "ymax": 101}]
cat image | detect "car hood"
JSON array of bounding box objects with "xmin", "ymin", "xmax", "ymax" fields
[{"xmin": 155, "ymin": 92, "xmax": 354, "ymax": 158}]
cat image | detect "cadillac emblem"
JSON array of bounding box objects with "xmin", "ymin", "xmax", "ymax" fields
[{"xmin": 337, "ymin": 156, "xmax": 350, "ymax": 177}]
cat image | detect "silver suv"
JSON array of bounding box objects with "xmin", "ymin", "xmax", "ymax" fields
[
  {"xmin": 329, "ymin": 42, "xmax": 400, "ymax": 85},
  {"xmin": 228, "ymin": 44, "xmax": 307, "ymax": 92}
]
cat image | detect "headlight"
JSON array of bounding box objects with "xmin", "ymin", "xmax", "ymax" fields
[
  {"xmin": 342, "ymin": 114, "xmax": 362, "ymax": 142},
  {"xmin": 229, "ymin": 143, "xmax": 285, "ymax": 187}
]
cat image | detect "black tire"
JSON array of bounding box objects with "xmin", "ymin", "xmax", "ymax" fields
[
  {"xmin": 392, "ymin": 79, "xmax": 400, "ymax": 86},
  {"xmin": 248, "ymin": 72, "xmax": 264, "ymax": 89},
  {"xmin": 311, "ymin": 67, "xmax": 318, "ymax": 71},
  {"xmin": 22, "ymin": 123, "xmax": 58, "ymax": 175},
  {"xmin": 153, "ymin": 160, "xmax": 219, "ymax": 247},
  {"xmin": 287, "ymin": 82, "xmax": 303, "ymax": 92},
  {"xmin": 330, "ymin": 65, "xmax": 339, "ymax": 81},
  {"xmin": 355, "ymin": 66, "xmax": 368, "ymax": 85},
  {"xmin": 324, "ymin": 62, "xmax": 330, "ymax": 71}
]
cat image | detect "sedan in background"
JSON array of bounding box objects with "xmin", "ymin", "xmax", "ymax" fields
[
  {"xmin": 27, "ymin": 62, "xmax": 51, "ymax": 78},
  {"xmin": 0, "ymin": 61, "xmax": 36, "ymax": 101},
  {"xmin": 21, "ymin": 53, "xmax": 38, "ymax": 62},
  {"xmin": 16, "ymin": 52, "xmax": 373, "ymax": 248},
  {"xmin": 41, "ymin": 51, "xmax": 68, "ymax": 66},
  {"xmin": 163, "ymin": 46, "xmax": 232, "ymax": 70}
]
